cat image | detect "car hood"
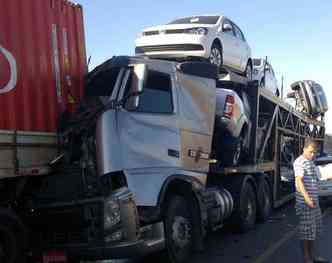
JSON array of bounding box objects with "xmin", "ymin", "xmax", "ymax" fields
[{"xmin": 142, "ymin": 23, "xmax": 216, "ymax": 32}]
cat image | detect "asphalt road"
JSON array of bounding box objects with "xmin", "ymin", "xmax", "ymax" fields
[{"xmin": 106, "ymin": 199, "xmax": 332, "ymax": 263}]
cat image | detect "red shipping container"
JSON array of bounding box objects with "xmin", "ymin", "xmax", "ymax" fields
[{"xmin": 0, "ymin": 0, "xmax": 87, "ymax": 132}]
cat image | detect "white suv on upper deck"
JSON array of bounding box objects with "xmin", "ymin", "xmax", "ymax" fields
[{"xmin": 135, "ymin": 15, "xmax": 253, "ymax": 79}]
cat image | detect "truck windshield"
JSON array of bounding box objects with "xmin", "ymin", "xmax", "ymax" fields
[
  {"xmin": 85, "ymin": 67, "xmax": 121, "ymax": 96},
  {"xmin": 168, "ymin": 16, "xmax": 220, "ymax": 25}
]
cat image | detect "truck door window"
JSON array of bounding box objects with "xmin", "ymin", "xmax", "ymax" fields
[{"xmin": 125, "ymin": 69, "xmax": 173, "ymax": 114}]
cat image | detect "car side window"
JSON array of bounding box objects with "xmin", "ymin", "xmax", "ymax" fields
[
  {"xmin": 233, "ymin": 25, "xmax": 242, "ymax": 40},
  {"xmin": 233, "ymin": 24, "xmax": 246, "ymax": 42},
  {"xmin": 125, "ymin": 69, "xmax": 173, "ymax": 114},
  {"xmin": 222, "ymin": 19, "xmax": 235, "ymax": 36},
  {"xmin": 238, "ymin": 27, "xmax": 246, "ymax": 42}
]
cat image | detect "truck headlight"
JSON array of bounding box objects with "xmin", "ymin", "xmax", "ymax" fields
[
  {"xmin": 104, "ymin": 199, "xmax": 121, "ymax": 229},
  {"xmin": 185, "ymin": 27, "xmax": 208, "ymax": 35}
]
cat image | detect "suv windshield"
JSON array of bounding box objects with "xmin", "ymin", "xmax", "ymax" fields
[
  {"xmin": 168, "ymin": 16, "xmax": 220, "ymax": 25},
  {"xmin": 314, "ymin": 83, "xmax": 328, "ymax": 112}
]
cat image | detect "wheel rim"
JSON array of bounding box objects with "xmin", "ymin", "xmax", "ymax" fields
[
  {"xmin": 209, "ymin": 47, "xmax": 222, "ymax": 68},
  {"xmin": 171, "ymin": 216, "xmax": 191, "ymax": 251},
  {"xmin": 246, "ymin": 64, "xmax": 252, "ymax": 80}
]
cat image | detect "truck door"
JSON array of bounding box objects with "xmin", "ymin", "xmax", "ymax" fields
[{"xmin": 114, "ymin": 65, "xmax": 182, "ymax": 205}]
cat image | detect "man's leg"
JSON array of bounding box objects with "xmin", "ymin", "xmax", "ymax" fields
[
  {"xmin": 303, "ymin": 240, "xmax": 313, "ymax": 262},
  {"xmin": 309, "ymin": 240, "xmax": 314, "ymax": 261}
]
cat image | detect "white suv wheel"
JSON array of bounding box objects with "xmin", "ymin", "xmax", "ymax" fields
[{"xmin": 209, "ymin": 45, "xmax": 222, "ymax": 69}]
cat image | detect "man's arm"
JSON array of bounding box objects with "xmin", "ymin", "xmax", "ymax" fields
[
  {"xmin": 294, "ymin": 161, "xmax": 315, "ymax": 208},
  {"xmin": 295, "ymin": 176, "xmax": 315, "ymax": 208}
]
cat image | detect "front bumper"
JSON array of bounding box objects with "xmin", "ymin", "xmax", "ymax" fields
[
  {"xmin": 41, "ymin": 238, "xmax": 165, "ymax": 260},
  {"xmin": 29, "ymin": 187, "xmax": 163, "ymax": 260},
  {"xmin": 135, "ymin": 34, "xmax": 210, "ymax": 58}
]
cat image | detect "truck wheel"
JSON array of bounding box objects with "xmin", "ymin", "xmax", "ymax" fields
[
  {"xmin": 0, "ymin": 210, "xmax": 27, "ymax": 263},
  {"xmin": 165, "ymin": 195, "xmax": 194, "ymax": 263},
  {"xmin": 236, "ymin": 182, "xmax": 257, "ymax": 232},
  {"xmin": 257, "ymin": 178, "xmax": 272, "ymax": 222}
]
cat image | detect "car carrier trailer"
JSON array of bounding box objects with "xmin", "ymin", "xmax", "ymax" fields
[{"xmin": 10, "ymin": 57, "xmax": 323, "ymax": 263}]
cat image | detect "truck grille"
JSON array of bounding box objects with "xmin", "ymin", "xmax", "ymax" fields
[
  {"xmin": 31, "ymin": 202, "xmax": 102, "ymax": 246},
  {"xmin": 41, "ymin": 230, "xmax": 86, "ymax": 244},
  {"xmin": 165, "ymin": 29, "xmax": 186, "ymax": 34},
  {"xmin": 135, "ymin": 44, "xmax": 204, "ymax": 53}
]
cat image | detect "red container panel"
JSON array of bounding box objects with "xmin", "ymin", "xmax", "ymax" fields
[{"xmin": 0, "ymin": 0, "xmax": 86, "ymax": 132}]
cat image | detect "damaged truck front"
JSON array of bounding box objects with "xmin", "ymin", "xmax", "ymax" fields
[{"xmin": 25, "ymin": 57, "xmax": 233, "ymax": 263}]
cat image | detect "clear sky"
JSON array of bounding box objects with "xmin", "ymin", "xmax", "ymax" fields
[{"xmin": 76, "ymin": 0, "xmax": 332, "ymax": 133}]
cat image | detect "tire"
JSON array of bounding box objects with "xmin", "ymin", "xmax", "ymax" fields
[
  {"xmin": 0, "ymin": 209, "xmax": 28, "ymax": 263},
  {"xmin": 244, "ymin": 61, "xmax": 253, "ymax": 80},
  {"xmin": 256, "ymin": 177, "xmax": 272, "ymax": 222},
  {"xmin": 209, "ymin": 42, "xmax": 223, "ymax": 72},
  {"xmin": 164, "ymin": 195, "xmax": 194, "ymax": 263},
  {"xmin": 223, "ymin": 178, "xmax": 257, "ymax": 233},
  {"xmin": 229, "ymin": 181, "xmax": 257, "ymax": 233},
  {"xmin": 238, "ymin": 182, "xmax": 256, "ymax": 232}
]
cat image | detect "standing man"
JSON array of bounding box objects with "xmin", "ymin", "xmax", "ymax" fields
[{"xmin": 294, "ymin": 138, "xmax": 329, "ymax": 263}]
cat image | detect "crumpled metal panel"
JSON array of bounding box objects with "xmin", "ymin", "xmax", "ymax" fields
[{"xmin": 0, "ymin": 0, "xmax": 86, "ymax": 132}]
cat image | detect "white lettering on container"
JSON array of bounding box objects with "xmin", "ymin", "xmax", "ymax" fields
[{"xmin": 0, "ymin": 45, "xmax": 17, "ymax": 94}]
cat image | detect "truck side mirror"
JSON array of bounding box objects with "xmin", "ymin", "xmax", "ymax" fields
[{"xmin": 125, "ymin": 64, "xmax": 147, "ymax": 111}]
